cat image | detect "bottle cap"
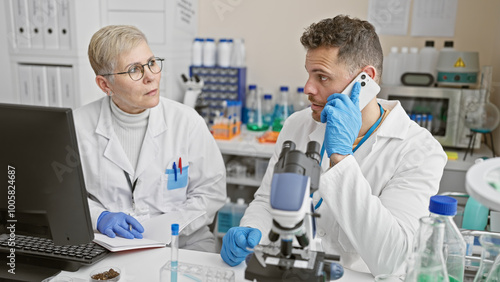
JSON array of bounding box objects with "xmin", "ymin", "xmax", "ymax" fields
[
  {"xmin": 390, "ymin": 46, "xmax": 398, "ymax": 53},
  {"xmin": 194, "ymin": 38, "xmax": 204, "ymax": 42},
  {"xmin": 401, "ymin": 47, "xmax": 409, "ymax": 53},
  {"xmin": 171, "ymin": 223, "xmax": 179, "ymax": 235},
  {"xmin": 264, "ymin": 94, "xmax": 272, "ymax": 99},
  {"xmin": 219, "ymin": 38, "xmax": 227, "ymax": 43},
  {"xmin": 425, "ymin": 40, "xmax": 435, "ymax": 47},
  {"xmin": 237, "ymin": 198, "xmax": 245, "ymax": 205},
  {"xmin": 280, "ymin": 86, "xmax": 289, "ymax": 92},
  {"xmin": 206, "ymin": 38, "xmax": 215, "ymax": 42},
  {"xmin": 249, "ymin": 84, "xmax": 257, "ymax": 90},
  {"xmin": 429, "ymin": 195, "xmax": 457, "ymax": 216},
  {"xmin": 297, "ymin": 87, "xmax": 304, "ymax": 93},
  {"xmin": 444, "ymin": 41, "xmax": 454, "ymax": 48}
]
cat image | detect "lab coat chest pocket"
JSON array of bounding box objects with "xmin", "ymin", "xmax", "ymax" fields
[{"xmin": 163, "ymin": 163, "xmax": 189, "ymax": 203}]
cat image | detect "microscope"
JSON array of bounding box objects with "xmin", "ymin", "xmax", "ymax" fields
[{"xmin": 245, "ymin": 140, "xmax": 344, "ymax": 281}]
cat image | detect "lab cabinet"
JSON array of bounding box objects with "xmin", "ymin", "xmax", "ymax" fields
[{"xmin": 1, "ymin": 0, "xmax": 198, "ymax": 108}]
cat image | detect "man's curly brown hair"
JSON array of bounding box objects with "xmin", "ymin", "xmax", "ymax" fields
[{"xmin": 300, "ymin": 15, "xmax": 383, "ymax": 82}]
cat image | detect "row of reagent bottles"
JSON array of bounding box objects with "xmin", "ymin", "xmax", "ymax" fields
[
  {"xmin": 245, "ymin": 85, "xmax": 308, "ymax": 132},
  {"xmin": 192, "ymin": 37, "xmax": 246, "ymax": 68},
  {"xmin": 383, "ymin": 40, "xmax": 442, "ymax": 86},
  {"xmin": 217, "ymin": 198, "xmax": 248, "ymax": 233}
]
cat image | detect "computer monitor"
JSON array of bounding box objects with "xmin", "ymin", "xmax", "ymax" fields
[{"xmin": 0, "ymin": 103, "xmax": 94, "ymax": 246}]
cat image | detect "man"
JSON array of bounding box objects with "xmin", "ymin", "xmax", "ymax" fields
[{"xmin": 220, "ymin": 15, "xmax": 447, "ymax": 275}]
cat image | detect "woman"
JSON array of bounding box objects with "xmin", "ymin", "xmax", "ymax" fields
[{"xmin": 74, "ymin": 25, "xmax": 226, "ymax": 252}]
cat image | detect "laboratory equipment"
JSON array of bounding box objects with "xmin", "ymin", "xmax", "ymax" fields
[
  {"xmin": 382, "ymin": 46, "xmax": 402, "ymax": 85},
  {"xmin": 378, "ymin": 86, "xmax": 482, "ymax": 149},
  {"xmin": 245, "ymin": 140, "xmax": 344, "ymax": 281},
  {"xmin": 429, "ymin": 195, "xmax": 466, "ymax": 282},
  {"xmin": 463, "ymin": 66, "xmax": 499, "ymax": 159},
  {"xmin": 272, "ymin": 86, "xmax": 293, "ymax": 132},
  {"xmin": 474, "ymin": 233, "xmax": 500, "ymax": 282},
  {"xmin": 217, "ymin": 198, "xmax": 234, "ymax": 233},
  {"xmin": 0, "ymin": 103, "xmax": 109, "ymax": 280},
  {"xmin": 202, "ymin": 38, "xmax": 216, "ymax": 67},
  {"xmin": 232, "ymin": 198, "xmax": 247, "ymax": 227},
  {"xmin": 171, "ymin": 223, "xmax": 179, "ymax": 282},
  {"xmin": 465, "ymin": 157, "xmax": 500, "ymax": 211},
  {"xmin": 294, "ymin": 87, "xmax": 309, "ymax": 112},
  {"xmin": 246, "ymin": 85, "xmax": 268, "ymax": 131},
  {"xmin": 181, "ymin": 73, "xmax": 204, "ymax": 109},
  {"xmin": 405, "ymin": 217, "xmax": 449, "ymax": 282},
  {"xmin": 436, "ymin": 41, "xmax": 479, "ymax": 87},
  {"xmin": 191, "ymin": 38, "xmax": 204, "ymax": 66},
  {"xmin": 419, "ymin": 40, "xmax": 439, "ymax": 80},
  {"xmin": 262, "ymin": 94, "xmax": 274, "ymax": 127},
  {"xmin": 162, "ymin": 261, "xmax": 235, "ymax": 282},
  {"xmin": 217, "ymin": 38, "xmax": 231, "ymax": 67}
]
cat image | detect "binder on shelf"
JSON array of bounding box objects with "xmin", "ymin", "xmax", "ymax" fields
[
  {"xmin": 46, "ymin": 66, "xmax": 62, "ymax": 107},
  {"xmin": 27, "ymin": 0, "xmax": 45, "ymax": 49},
  {"xmin": 57, "ymin": 0, "xmax": 71, "ymax": 50},
  {"xmin": 43, "ymin": 0, "xmax": 59, "ymax": 49},
  {"xmin": 31, "ymin": 65, "xmax": 48, "ymax": 106},
  {"xmin": 59, "ymin": 66, "xmax": 74, "ymax": 108},
  {"xmin": 18, "ymin": 64, "xmax": 34, "ymax": 105},
  {"xmin": 11, "ymin": 0, "xmax": 31, "ymax": 48}
]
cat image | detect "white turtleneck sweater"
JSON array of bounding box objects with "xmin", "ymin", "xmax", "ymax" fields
[{"xmin": 110, "ymin": 100, "xmax": 150, "ymax": 174}]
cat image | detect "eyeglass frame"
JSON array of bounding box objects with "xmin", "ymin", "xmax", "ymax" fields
[{"xmin": 100, "ymin": 57, "xmax": 164, "ymax": 81}]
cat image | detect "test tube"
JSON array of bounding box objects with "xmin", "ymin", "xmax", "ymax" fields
[{"xmin": 171, "ymin": 223, "xmax": 179, "ymax": 282}]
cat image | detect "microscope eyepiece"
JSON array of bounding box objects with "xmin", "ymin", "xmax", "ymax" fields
[{"xmin": 305, "ymin": 141, "xmax": 321, "ymax": 164}]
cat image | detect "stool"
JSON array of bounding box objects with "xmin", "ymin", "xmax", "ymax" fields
[{"xmin": 463, "ymin": 128, "xmax": 496, "ymax": 160}]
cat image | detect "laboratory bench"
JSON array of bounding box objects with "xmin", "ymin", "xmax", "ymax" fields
[{"xmin": 53, "ymin": 246, "xmax": 374, "ymax": 281}]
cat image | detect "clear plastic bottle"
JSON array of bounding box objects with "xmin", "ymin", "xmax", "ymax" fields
[
  {"xmin": 405, "ymin": 216, "xmax": 449, "ymax": 282},
  {"xmin": 382, "ymin": 46, "xmax": 401, "ymax": 85},
  {"xmin": 429, "ymin": 195, "xmax": 466, "ymax": 282},
  {"xmin": 272, "ymin": 86, "xmax": 292, "ymax": 132},
  {"xmin": 294, "ymin": 87, "xmax": 309, "ymax": 112},
  {"xmin": 419, "ymin": 40, "xmax": 439, "ymax": 80},
  {"xmin": 191, "ymin": 38, "xmax": 204, "ymax": 66},
  {"xmin": 217, "ymin": 198, "xmax": 233, "ymax": 233},
  {"xmin": 408, "ymin": 47, "xmax": 420, "ymax": 73},
  {"xmin": 246, "ymin": 85, "xmax": 267, "ymax": 131},
  {"xmin": 262, "ymin": 94, "xmax": 274, "ymax": 128},
  {"xmin": 232, "ymin": 198, "xmax": 247, "ymax": 227},
  {"xmin": 400, "ymin": 47, "xmax": 409, "ymax": 79}
]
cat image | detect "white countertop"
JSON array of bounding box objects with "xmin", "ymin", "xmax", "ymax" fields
[{"xmin": 55, "ymin": 246, "xmax": 374, "ymax": 281}]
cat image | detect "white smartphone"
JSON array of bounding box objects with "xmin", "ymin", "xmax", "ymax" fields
[{"xmin": 341, "ymin": 71, "xmax": 381, "ymax": 110}]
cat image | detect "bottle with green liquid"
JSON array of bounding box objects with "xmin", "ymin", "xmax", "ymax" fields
[{"xmin": 405, "ymin": 217, "xmax": 450, "ymax": 282}]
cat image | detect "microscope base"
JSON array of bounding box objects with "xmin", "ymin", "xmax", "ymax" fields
[{"xmin": 245, "ymin": 248, "xmax": 333, "ymax": 282}]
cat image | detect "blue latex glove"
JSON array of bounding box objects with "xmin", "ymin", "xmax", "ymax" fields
[
  {"xmin": 320, "ymin": 82, "xmax": 362, "ymax": 157},
  {"xmin": 97, "ymin": 211, "xmax": 144, "ymax": 239},
  {"xmin": 221, "ymin": 227, "xmax": 262, "ymax": 266}
]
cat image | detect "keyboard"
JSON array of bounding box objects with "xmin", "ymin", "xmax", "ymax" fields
[{"xmin": 0, "ymin": 234, "xmax": 110, "ymax": 272}]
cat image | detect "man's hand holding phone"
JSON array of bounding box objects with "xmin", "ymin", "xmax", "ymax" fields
[{"xmin": 320, "ymin": 82, "xmax": 362, "ymax": 161}]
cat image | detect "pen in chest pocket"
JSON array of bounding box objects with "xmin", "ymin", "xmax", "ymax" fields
[{"xmin": 173, "ymin": 162, "xmax": 177, "ymax": 181}]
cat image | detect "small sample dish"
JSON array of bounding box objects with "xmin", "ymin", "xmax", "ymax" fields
[{"xmin": 89, "ymin": 266, "xmax": 121, "ymax": 281}]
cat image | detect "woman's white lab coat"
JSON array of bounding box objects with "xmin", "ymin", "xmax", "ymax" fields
[
  {"xmin": 74, "ymin": 96, "xmax": 226, "ymax": 252},
  {"xmin": 240, "ymin": 99, "xmax": 447, "ymax": 275}
]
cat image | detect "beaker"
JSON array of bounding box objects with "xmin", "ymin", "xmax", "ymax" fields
[{"xmin": 474, "ymin": 233, "xmax": 500, "ymax": 282}]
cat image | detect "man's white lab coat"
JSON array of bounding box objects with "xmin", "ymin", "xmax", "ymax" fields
[
  {"xmin": 74, "ymin": 96, "xmax": 226, "ymax": 252},
  {"xmin": 240, "ymin": 99, "xmax": 447, "ymax": 275}
]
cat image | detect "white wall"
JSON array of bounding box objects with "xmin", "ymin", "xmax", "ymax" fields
[{"xmin": 198, "ymin": 0, "xmax": 500, "ymax": 153}]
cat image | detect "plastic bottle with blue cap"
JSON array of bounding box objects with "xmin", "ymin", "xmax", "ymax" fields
[
  {"xmin": 429, "ymin": 195, "xmax": 466, "ymax": 282},
  {"xmin": 170, "ymin": 223, "xmax": 179, "ymax": 282}
]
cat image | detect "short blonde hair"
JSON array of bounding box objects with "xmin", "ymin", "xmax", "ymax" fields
[{"xmin": 88, "ymin": 25, "xmax": 148, "ymax": 76}]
